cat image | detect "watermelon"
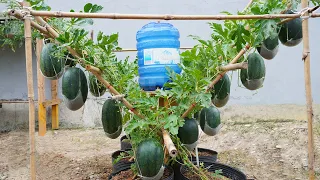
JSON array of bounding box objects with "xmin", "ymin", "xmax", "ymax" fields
[
  {"xmin": 211, "ymin": 74, "xmax": 231, "ymax": 107},
  {"xmin": 177, "ymin": 118, "xmax": 199, "ymax": 150},
  {"xmin": 257, "ymin": 33, "xmax": 279, "ymax": 60},
  {"xmin": 278, "ymin": 9, "xmax": 303, "ymax": 47},
  {"xmin": 200, "ymin": 105, "xmax": 221, "ymax": 136},
  {"xmin": 40, "ymin": 43, "xmax": 65, "ymax": 80},
  {"xmin": 240, "ymin": 52, "xmax": 266, "ymax": 90},
  {"xmin": 135, "ymin": 138, "xmax": 164, "ymax": 179},
  {"xmin": 101, "ymin": 99, "xmax": 122, "ymax": 139},
  {"xmin": 89, "ymin": 73, "xmax": 107, "ymax": 97},
  {"xmin": 62, "ymin": 67, "xmax": 88, "ymax": 111}
]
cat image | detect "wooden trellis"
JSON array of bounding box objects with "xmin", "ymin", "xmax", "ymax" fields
[{"xmin": 6, "ymin": 0, "xmax": 319, "ymax": 179}]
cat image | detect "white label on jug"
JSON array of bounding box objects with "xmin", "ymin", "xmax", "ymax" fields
[{"xmin": 143, "ymin": 48, "xmax": 180, "ymax": 65}]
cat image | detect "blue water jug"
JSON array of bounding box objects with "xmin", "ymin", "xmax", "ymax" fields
[{"xmin": 136, "ymin": 22, "xmax": 182, "ymax": 91}]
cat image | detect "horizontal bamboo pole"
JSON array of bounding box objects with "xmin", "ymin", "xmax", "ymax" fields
[
  {"xmin": 27, "ymin": 10, "xmax": 320, "ymax": 20},
  {"xmin": 217, "ymin": 62, "xmax": 248, "ymax": 71},
  {"xmin": 181, "ymin": 44, "xmax": 250, "ymax": 119}
]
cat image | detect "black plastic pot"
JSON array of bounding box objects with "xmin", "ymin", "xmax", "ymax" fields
[
  {"xmin": 170, "ymin": 158, "xmax": 183, "ymax": 180},
  {"xmin": 108, "ymin": 163, "xmax": 174, "ymax": 180},
  {"xmin": 111, "ymin": 149, "xmax": 134, "ymax": 173},
  {"xmin": 120, "ymin": 135, "xmax": 132, "ymax": 150},
  {"xmin": 189, "ymin": 148, "xmax": 218, "ymax": 164},
  {"xmin": 180, "ymin": 161, "xmax": 247, "ymax": 180}
]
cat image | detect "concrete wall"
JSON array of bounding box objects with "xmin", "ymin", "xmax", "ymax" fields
[{"xmin": 0, "ymin": 0, "xmax": 319, "ymax": 131}]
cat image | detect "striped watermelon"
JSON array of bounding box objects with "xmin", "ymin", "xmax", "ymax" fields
[
  {"xmin": 135, "ymin": 138, "xmax": 164, "ymax": 179},
  {"xmin": 211, "ymin": 74, "xmax": 231, "ymax": 107},
  {"xmin": 240, "ymin": 52, "xmax": 266, "ymax": 90},
  {"xmin": 199, "ymin": 105, "xmax": 221, "ymax": 136},
  {"xmin": 62, "ymin": 67, "xmax": 88, "ymax": 111},
  {"xmin": 101, "ymin": 99, "xmax": 122, "ymax": 139},
  {"xmin": 257, "ymin": 33, "xmax": 279, "ymax": 60},
  {"xmin": 40, "ymin": 43, "xmax": 65, "ymax": 80},
  {"xmin": 278, "ymin": 9, "xmax": 303, "ymax": 47},
  {"xmin": 177, "ymin": 118, "xmax": 199, "ymax": 150}
]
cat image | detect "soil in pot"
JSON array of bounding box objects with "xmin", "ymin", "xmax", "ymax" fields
[
  {"xmin": 112, "ymin": 168, "xmax": 134, "ymax": 180},
  {"xmin": 180, "ymin": 161, "xmax": 247, "ymax": 180},
  {"xmin": 112, "ymin": 150, "xmax": 132, "ymax": 163},
  {"xmin": 197, "ymin": 150, "xmax": 215, "ymax": 157},
  {"xmin": 181, "ymin": 167, "xmax": 230, "ymax": 180},
  {"xmin": 110, "ymin": 165, "xmax": 173, "ymax": 180}
]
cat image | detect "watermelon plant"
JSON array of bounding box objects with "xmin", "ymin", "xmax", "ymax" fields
[{"xmin": 1, "ymin": 0, "xmax": 319, "ymax": 179}]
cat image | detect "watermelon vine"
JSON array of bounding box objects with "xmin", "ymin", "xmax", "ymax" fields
[{"xmin": 0, "ymin": 0, "xmax": 316, "ymax": 179}]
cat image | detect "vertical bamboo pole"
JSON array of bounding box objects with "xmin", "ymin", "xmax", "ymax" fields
[
  {"xmin": 24, "ymin": 16, "xmax": 36, "ymax": 180},
  {"xmin": 36, "ymin": 39, "xmax": 46, "ymax": 136},
  {"xmin": 301, "ymin": 0, "xmax": 315, "ymax": 179},
  {"xmin": 51, "ymin": 80, "xmax": 59, "ymax": 130}
]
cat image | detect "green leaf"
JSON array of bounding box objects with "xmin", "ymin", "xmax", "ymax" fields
[
  {"xmin": 97, "ymin": 31, "xmax": 103, "ymax": 41},
  {"xmin": 91, "ymin": 4, "xmax": 103, "ymax": 13},
  {"xmin": 108, "ymin": 33, "xmax": 119, "ymax": 44},
  {"xmin": 84, "ymin": 3, "xmax": 93, "ymax": 13},
  {"xmin": 198, "ymin": 40, "xmax": 208, "ymax": 46}
]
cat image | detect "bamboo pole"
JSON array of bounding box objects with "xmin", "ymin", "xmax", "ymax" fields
[
  {"xmin": 24, "ymin": 16, "xmax": 36, "ymax": 180},
  {"xmin": 162, "ymin": 129, "xmax": 178, "ymax": 157},
  {"xmin": 27, "ymin": 9, "xmax": 320, "ymax": 20},
  {"xmin": 51, "ymin": 80, "xmax": 59, "ymax": 130},
  {"xmin": 217, "ymin": 62, "xmax": 248, "ymax": 71},
  {"xmin": 301, "ymin": 0, "xmax": 315, "ymax": 179},
  {"xmin": 36, "ymin": 38, "xmax": 46, "ymax": 136},
  {"xmin": 181, "ymin": 44, "xmax": 250, "ymax": 119}
]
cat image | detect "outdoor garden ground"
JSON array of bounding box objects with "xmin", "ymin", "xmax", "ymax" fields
[{"xmin": 0, "ymin": 104, "xmax": 320, "ymax": 180}]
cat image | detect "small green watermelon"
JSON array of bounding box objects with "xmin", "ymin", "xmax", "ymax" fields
[
  {"xmin": 40, "ymin": 43, "xmax": 65, "ymax": 80},
  {"xmin": 200, "ymin": 105, "xmax": 221, "ymax": 136},
  {"xmin": 240, "ymin": 52, "xmax": 266, "ymax": 90},
  {"xmin": 257, "ymin": 33, "xmax": 279, "ymax": 60},
  {"xmin": 101, "ymin": 99, "xmax": 122, "ymax": 139},
  {"xmin": 177, "ymin": 118, "xmax": 199, "ymax": 150},
  {"xmin": 278, "ymin": 9, "xmax": 303, "ymax": 47},
  {"xmin": 62, "ymin": 67, "xmax": 88, "ymax": 111},
  {"xmin": 211, "ymin": 73, "xmax": 231, "ymax": 107},
  {"xmin": 135, "ymin": 138, "xmax": 164, "ymax": 179}
]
